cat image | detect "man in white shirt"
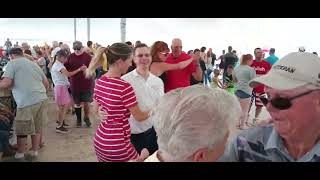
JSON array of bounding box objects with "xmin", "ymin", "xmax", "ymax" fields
[{"xmin": 122, "ymin": 43, "xmax": 164, "ymax": 155}]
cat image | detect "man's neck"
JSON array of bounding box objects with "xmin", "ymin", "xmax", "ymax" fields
[
  {"xmin": 284, "ymin": 132, "xmax": 320, "ymax": 160},
  {"xmin": 136, "ymin": 67, "xmax": 149, "ymax": 80},
  {"xmin": 255, "ymin": 58, "xmax": 262, "ymax": 62}
]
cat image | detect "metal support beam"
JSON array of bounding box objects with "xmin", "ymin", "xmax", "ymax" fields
[
  {"xmin": 87, "ymin": 18, "xmax": 90, "ymax": 42},
  {"xmin": 74, "ymin": 18, "xmax": 77, "ymax": 41},
  {"xmin": 121, "ymin": 18, "xmax": 126, "ymax": 43}
]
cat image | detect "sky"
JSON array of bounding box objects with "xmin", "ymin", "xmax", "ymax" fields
[{"xmin": 1, "ymin": 18, "xmax": 320, "ymax": 58}]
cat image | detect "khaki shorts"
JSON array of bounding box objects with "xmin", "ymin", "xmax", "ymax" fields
[{"xmin": 15, "ymin": 100, "xmax": 48, "ymax": 136}]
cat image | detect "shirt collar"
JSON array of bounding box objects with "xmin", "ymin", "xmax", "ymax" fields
[
  {"xmin": 132, "ymin": 69, "xmax": 151, "ymax": 79},
  {"xmin": 265, "ymin": 128, "xmax": 283, "ymax": 151},
  {"xmin": 265, "ymin": 127, "xmax": 320, "ymax": 161}
]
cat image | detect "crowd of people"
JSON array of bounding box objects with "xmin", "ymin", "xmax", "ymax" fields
[{"xmin": 0, "ymin": 36, "xmax": 319, "ymax": 162}]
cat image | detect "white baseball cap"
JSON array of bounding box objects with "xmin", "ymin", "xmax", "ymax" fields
[{"xmin": 249, "ymin": 52, "xmax": 320, "ymax": 90}]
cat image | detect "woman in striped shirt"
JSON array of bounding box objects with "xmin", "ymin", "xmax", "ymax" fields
[{"xmin": 86, "ymin": 43, "xmax": 150, "ymax": 162}]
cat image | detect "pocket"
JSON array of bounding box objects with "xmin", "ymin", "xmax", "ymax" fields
[{"xmin": 15, "ymin": 108, "xmax": 35, "ymax": 135}]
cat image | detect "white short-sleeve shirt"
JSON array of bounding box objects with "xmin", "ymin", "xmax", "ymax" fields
[
  {"xmin": 51, "ymin": 61, "xmax": 70, "ymax": 86},
  {"xmin": 121, "ymin": 69, "xmax": 164, "ymax": 134}
]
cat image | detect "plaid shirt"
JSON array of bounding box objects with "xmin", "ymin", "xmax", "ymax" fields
[{"xmin": 220, "ymin": 125, "xmax": 320, "ymax": 162}]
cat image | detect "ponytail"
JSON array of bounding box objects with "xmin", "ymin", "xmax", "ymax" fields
[{"xmin": 86, "ymin": 47, "xmax": 107, "ymax": 78}]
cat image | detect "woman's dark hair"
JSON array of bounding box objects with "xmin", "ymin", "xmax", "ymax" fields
[
  {"xmin": 87, "ymin": 41, "xmax": 93, "ymax": 47},
  {"xmin": 86, "ymin": 43, "xmax": 132, "ymax": 78},
  {"xmin": 193, "ymin": 49, "xmax": 200, "ymax": 53},
  {"xmin": 200, "ymin": 47, "xmax": 206, "ymax": 52},
  {"xmin": 24, "ymin": 49, "xmax": 32, "ymax": 56},
  {"xmin": 187, "ymin": 50, "xmax": 193, "ymax": 55}
]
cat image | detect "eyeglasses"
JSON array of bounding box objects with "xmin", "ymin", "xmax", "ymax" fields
[
  {"xmin": 160, "ymin": 52, "xmax": 169, "ymax": 56},
  {"xmin": 136, "ymin": 53, "xmax": 150, "ymax": 58},
  {"xmin": 259, "ymin": 90, "xmax": 318, "ymax": 110}
]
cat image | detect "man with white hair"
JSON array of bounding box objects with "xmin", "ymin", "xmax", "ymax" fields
[
  {"xmin": 164, "ymin": 38, "xmax": 203, "ymax": 93},
  {"xmin": 145, "ymin": 85, "xmax": 241, "ymax": 162},
  {"xmin": 221, "ymin": 52, "xmax": 320, "ymax": 162}
]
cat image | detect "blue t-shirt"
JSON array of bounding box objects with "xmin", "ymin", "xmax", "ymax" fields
[{"xmin": 265, "ymin": 55, "xmax": 279, "ymax": 66}]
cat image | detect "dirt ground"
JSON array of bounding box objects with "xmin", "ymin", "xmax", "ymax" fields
[{"xmin": 16, "ymin": 91, "xmax": 271, "ymax": 162}]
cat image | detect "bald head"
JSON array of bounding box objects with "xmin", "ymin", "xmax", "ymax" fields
[{"xmin": 171, "ymin": 38, "xmax": 183, "ymax": 58}]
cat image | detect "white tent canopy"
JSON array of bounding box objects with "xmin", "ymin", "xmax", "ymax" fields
[{"xmin": 1, "ymin": 18, "xmax": 320, "ymax": 58}]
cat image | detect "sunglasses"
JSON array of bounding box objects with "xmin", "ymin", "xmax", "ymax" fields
[
  {"xmin": 136, "ymin": 53, "xmax": 150, "ymax": 58},
  {"xmin": 160, "ymin": 52, "xmax": 169, "ymax": 56},
  {"xmin": 259, "ymin": 90, "xmax": 317, "ymax": 110}
]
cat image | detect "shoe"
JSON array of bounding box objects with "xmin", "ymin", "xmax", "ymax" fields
[
  {"xmin": 25, "ymin": 154, "xmax": 38, "ymax": 162},
  {"xmin": 76, "ymin": 122, "xmax": 82, "ymax": 128},
  {"xmin": 56, "ymin": 125, "xmax": 71, "ymax": 134},
  {"xmin": 56, "ymin": 121, "xmax": 71, "ymax": 128},
  {"xmin": 62, "ymin": 121, "xmax": 71, "ymax": 128},
  {"xmin": 84, "ymin": 117, "xmax": 92, "ymax": 128},
  {"xmin": 2, "ymin": 156, "xmax": 26, "ymax": 162}
]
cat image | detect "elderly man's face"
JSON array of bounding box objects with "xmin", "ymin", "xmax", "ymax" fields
[
  {"xmin": 171, "ymin": 40, "xmax": 182, "ymax": 58},
  {"xmin": 265, "ymin": 86, "xmax": 320, "ymax": 140}
]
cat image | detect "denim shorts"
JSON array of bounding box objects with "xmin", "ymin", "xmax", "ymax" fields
[{"xmin": 235, "ymin": 90, "xmax": 251, "ymax": 99}]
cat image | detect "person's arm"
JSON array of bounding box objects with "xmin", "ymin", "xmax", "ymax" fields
[
  {"xmin": 1, "ymin": 62, "xmax": 14, "ymax": 89},
  {"xmin": 60, "ymin": 65, "xmax": 86, "ymax": 77},
  {"xmin": 42, "ymin": 76, "xmax": 49, "ymax": 90},
  {"xmin": 0, "ymin": 77, "xmax": 13, "ymax": 89},
  {"xmin": 192, "ymin": 62, "xmax": 203, "ymax": 81},
  {"xmin": 44, "ymin": 48, "xmax": 54, "ymax": 69},
  {"xmin": 129, "ymin": 105, "xmax": 150, "ymax": 122},
  {"xmin": 218, "ymin": 79, "xmax": 224, "ymax": 88},
  {"xmin": 150, "ymin": 59, "xmax": 193, "ymax": 76}
]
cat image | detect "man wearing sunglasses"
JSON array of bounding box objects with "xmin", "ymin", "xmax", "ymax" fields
[
  {"xmin": 64, "ymin": 41, "xmax": 93, "ymax": 128},
  {"xmin": 221, "ymin": 52, "xmax": 320, "ymax": 162}
]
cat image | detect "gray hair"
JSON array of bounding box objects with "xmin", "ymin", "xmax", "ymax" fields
[{"xmin": 150, "ymin": 85, "xmax": 241, "ymax": 161}]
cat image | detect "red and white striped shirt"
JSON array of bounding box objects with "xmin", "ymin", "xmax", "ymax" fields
[{"xmin": 93, "ymin": 76, "xmax": 138, "ymax": 162}]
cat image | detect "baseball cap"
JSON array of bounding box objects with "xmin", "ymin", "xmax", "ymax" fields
[
  {"xmin": 73, "ymin": 41, "xmax": 83, "ymax": 50},
  {"xmin": 55, "ymin": 49, "xmax": 69, "ymax": 57},
  {"xmin": 249, "ymin": 52, "xmax": 320, "ymax": 90}
]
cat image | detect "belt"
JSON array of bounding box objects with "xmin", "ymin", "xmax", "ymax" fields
[{"xmin": 132, "ymin": 127, "xmax": 154, "ymax": 136}]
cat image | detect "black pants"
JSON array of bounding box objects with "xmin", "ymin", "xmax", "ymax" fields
[{"xmin": 131, "ymin": 127, "xmax": 158, "ymax": 155}]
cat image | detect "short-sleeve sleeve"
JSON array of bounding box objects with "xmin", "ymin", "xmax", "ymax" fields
[
  {"xmin": 2, "ymin": 61, "xmax": 14, "ymax": 79},
  {"xmin": 121, "ymin": 83, "xmax": 138, "ymax": 109}
]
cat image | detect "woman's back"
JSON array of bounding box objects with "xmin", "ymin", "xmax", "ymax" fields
[
  {"xmin": 93, "ymin": 76, "xmax": 138, "ymax": 162},
  {"xmin": 233, "ymin": 65, "xmax": 256, "ymax": 95}
]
